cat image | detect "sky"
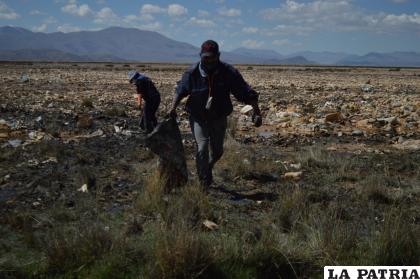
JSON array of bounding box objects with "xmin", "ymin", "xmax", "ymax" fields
[{"xmin": 0, "ymin": 0, "xmax": 419, "ymax": 55}]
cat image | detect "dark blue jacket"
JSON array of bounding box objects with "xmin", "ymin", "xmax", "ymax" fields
[
  {"xmin": 176, "ymin": 61, "xmax": 258, "ymax": 121},
  {"xmin": 134, "ymin": 76, "xmax": 160, "ymax": 103}
]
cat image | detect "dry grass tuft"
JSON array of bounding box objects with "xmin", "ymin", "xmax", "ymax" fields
[
  {"xmin": 272, "ymin": 188, "xmax": 306, "ymax": 232},
  {"xmin": 134, "ymin": 169, "xmax": 167, "ymax": 216},
  {"xmin": 300, "ymin": 206, "xmax": 360, "ymax": 266},
  {"xmin": 44, "ymin": 223, "xmax": 115, "ymax": 274},
  {"xmin": 81, "ymin": 97, "xmax": 94, "ymax": 108},
  {"xmin": 361, "ymin": 175, "xmax": 391, "ymax": 204},
  {"xmin": 152, "ymin": 222, "xmax": 215, "ymax": 278},
  {"xmin": 373, "ymin": 208, "xmax": 419, "ymax": 265},
  {"xmin": 219, "ymin": 137, "xmax": 280, "ymax": 180}
]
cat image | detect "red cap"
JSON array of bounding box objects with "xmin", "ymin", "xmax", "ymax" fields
[{"xmin": 200, "ymin": 40, "xmax": 219, "ymax": 57}]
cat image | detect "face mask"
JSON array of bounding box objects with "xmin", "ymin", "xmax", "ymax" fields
[{"xmin": 201, "ymin": 59, "xmax": 219, "ymax": 74}]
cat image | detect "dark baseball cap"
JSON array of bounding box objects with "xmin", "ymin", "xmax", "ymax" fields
[{"xmin": 200, "ymin": 40, "xmax": 219, "ymax": 57}]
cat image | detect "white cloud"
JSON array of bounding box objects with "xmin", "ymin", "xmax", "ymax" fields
[
  {"xmin": 33, "ymin": 23, "xmax": 48, "ymax": 32},
  {"xmin": 30, "ymin": 10, "xmax": 46, "ymax": 16},
  {"xmin": 218, "ymin": 8, "xmax": 241, "ymax": 17},
  {"xmin": 198, "ymin": 10, "xmax": 209, "ymax": 17},
  {"xmin": 264, "ymin": 24, "xmax": 314, "ymax": 36},
  {"xmin": 141, "ymin": 4, "xmax": 165, "ymax": 14},
  {"xmin": 57, "ymin": 24, "xmax": 81, "ymax": 33},
  {"xmin": 61, "ymin": 1, "xmax": 93, "ymax": 17},
  {"xmin": 242, "ymin": 27, "xmax": 259, "ymax": 33},
  {"xmin": 167, "ymin": 4, "xmax": 188, "ymax": 17},
  {"xmin": 391, "ymin": 0, "xmax": 408, "ymax": 3},
  {"xmin": 123, "ymin": 14, "xmax": 138, "ymax": 23},
  {"xmin": 260, "ymin": 0, "xmax": 420, "ymax": 35},
  {"xmin": 137, "ymin": 22, "xmax": 161, "ymax": 31},
  {"xmin": 123, "ymin": 13, "xmax": 155, "ymax": 24},
  {"xmin": 94, "ymin": 7, "xmax": 118, "ymax": 24},
  {"xmin": 241, "ymin": 39, "xmax": 264, "ymax": 49},
  {"xmin": 139, "ymin": 13, "xmax": 155, "ymax": 21},
  {"xmin": 0, "ymin": 1, "xmax": 19, "ymax": 19},
  {"xmin": 140, "ymin": 3, "xmax": 187, "ymax": 19},
  {"xmin": 382, "ymin": 13, "xmax": 420, "ymax": 25},
  {"xmin": 188, "ymin": 17, "xmax": 216, "ymax": 28},
  {"xmin": 272, "ymin": 39, "xmax": 290, "ymax": 46}
]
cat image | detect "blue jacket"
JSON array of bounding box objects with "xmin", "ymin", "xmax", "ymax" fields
[
  {"xmin": 134, "ymin": 75, "xmax": 160, "ymax": 103},
  {"xmin": 176, "ymin": 61, "xmax": 258, "ymax": 121}
]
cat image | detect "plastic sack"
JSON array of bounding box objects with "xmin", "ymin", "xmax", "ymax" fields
[{"xmin": 145, "ymin": 116, "xmax": 188, "ymax": 190}]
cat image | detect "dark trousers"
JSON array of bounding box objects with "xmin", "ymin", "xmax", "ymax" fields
[
  {"xmin": 190, "ymin": 116, "xmax": 227, "ymax": 186},
  {"xmin": 140, "ymin": 95, "xmax": 160, "ymax": 133}
]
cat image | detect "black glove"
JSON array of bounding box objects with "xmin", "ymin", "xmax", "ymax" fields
[{"xmin": 252, "ymin": 113, "xmax": 262, "ymax": 127}]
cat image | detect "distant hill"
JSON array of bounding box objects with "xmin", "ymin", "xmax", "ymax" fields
[
  {"xmin": 336, "ymin": 52, "xmax": 420, "ymax": 67},
  {"xmin": 286, "ymin": 51, "xmax": 354, "ymax": 65},
  {"xmin": 0, "ymin": 49, "xmax": 87, "ymax": 61},
  {"xmin": 0, "ymin": 26, "xmax": 419, "ymax": 66},
  {"xmin": 0, "ymin": 26, "xmax": 199, "ymax": 63},
  {"xmin": 0, "ymin": 49, "xmax": 125, "ymax": 62},
  {"xmin": 231, "ymin": 47, "xmax": 284, "ymax": 61},
  {"xmin": 230, "ymin": 47, "xmax": 314, "ymax": 65},
  {"xmin": 263, "ymin": 56, "xmax": 315, "ymax": 65}
]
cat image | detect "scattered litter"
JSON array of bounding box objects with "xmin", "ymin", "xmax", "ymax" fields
[
  {"xmin": 78, "ymin": 184, "xmax": 89, "ymax": 193},
  {"xmin": 8, "ymin": 139, "xmax": 22, "ymax": 148},
  {"xmin": 28, "ymin": 131, "xmax": 45, "ymax": 141},
  {"xmin": 283, "ymin": 171, "xmax": 303, "ymax": 180},
  {"xmin": 240, "ymin": 105, "xmax": 253, "ymax": 114},
  {"xmin": 203, "ymin": 220, "xmax": 218, "ymax": 230},
  {"xmin": 289, "ymin": 163, "xmax": 301, "ymax": 170},
  {"xmin": 27, "ymin": 159, "xmax": 39, "ymax": 166},
  {"xmin": 394, "ymin": 139, "xmax": 420, "ymax": 151},
  {"xmin": 20, "ymin": 73, "xmax": 30, "ymax": 83},
  {"xmin": 121, "ymin": 130, "xmax": 133, "ymax": 136},
  {"xmin": 257, "ymin": 131, "xmax": 275, "ymax": 138},
  {"xmin": 352, "ymin": 130, "xmax": 364, "ymax": 136},
  {"xmin": 42, "ymin": 157, "xmax": 58, "ymax": 164},
  {"xmin": 361, "ymin": 84, "xmax": 375, "ymax": 93}
]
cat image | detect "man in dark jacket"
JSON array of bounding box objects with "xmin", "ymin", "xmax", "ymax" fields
[
  {"xmin": 168, "ymin": 40, "xmax": 262, "ymax": 188},
  {"xmin": 129, "ymin": 71, "xmax": 161, "ymax": 133}
]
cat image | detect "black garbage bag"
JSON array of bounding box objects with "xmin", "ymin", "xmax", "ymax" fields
[{"xmin": 145, "ymin": 116, "xmax": 188, "ymax": 190}]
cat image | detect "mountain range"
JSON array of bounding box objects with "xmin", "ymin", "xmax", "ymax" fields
[{"xmin": 1, "ymin": 26, "xmax": 419, "ymax": 67}]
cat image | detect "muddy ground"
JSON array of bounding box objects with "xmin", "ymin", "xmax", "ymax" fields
[{"xmin": 0, "ymin": 62, "xmax": 419, "ymax": 278}]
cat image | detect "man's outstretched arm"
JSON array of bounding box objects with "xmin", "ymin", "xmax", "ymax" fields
[
  {"xmin": 168, "ymin": 72, "xmax": 190, "ymax": 116},
  {"xmin": 229, "ymin": 67, "xmax": 262, "ymax": 126}
]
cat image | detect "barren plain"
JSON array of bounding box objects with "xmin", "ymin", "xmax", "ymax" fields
[{"xmin": 0, "ymin": 62, "xmax": 419, "ymax": 278}]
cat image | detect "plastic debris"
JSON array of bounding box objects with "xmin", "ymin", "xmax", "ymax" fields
[
  {"xmin": 8, "ymin": 139, "xmax": 22, "ymax": 147},
  {"xmin": 78, "ymin": 184, "xmax": 89, "ymax": 193},
  {"xmin": 203, "ymin": 220, "xmax": 219, "ymax": 230},
  {"xmin": 240, "ymin": 105, "xmax": 253, "ymax": 114},
  {"xmin": 20, "ymin": 73, "xmax": 30, "ymax": 83},
  {"xmin": 283, "ymin": 171, "xmax": 303, "ymax": 180},
  {"xmin": 361, "ymin": 84, "xmax": 375, "ymax": 92}
]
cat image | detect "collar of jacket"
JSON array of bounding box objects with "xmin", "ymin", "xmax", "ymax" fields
[
  {"xmin": 198, "ymin": 62, "xmax": 221, "ymax": 78},
  {"xmin": 198, "ymin": 61, "xmax": 207, "ymax": 78}
]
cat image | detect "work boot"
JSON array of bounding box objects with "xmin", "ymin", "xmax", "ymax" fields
[{"xmin": 199, "ymin": 178, "xmax": 212, "ymax": 193}]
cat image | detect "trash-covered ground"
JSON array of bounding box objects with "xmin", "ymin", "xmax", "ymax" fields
[{"xmin": 1, "ymin": 62, "xmax": 419, "ymax": 278}]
